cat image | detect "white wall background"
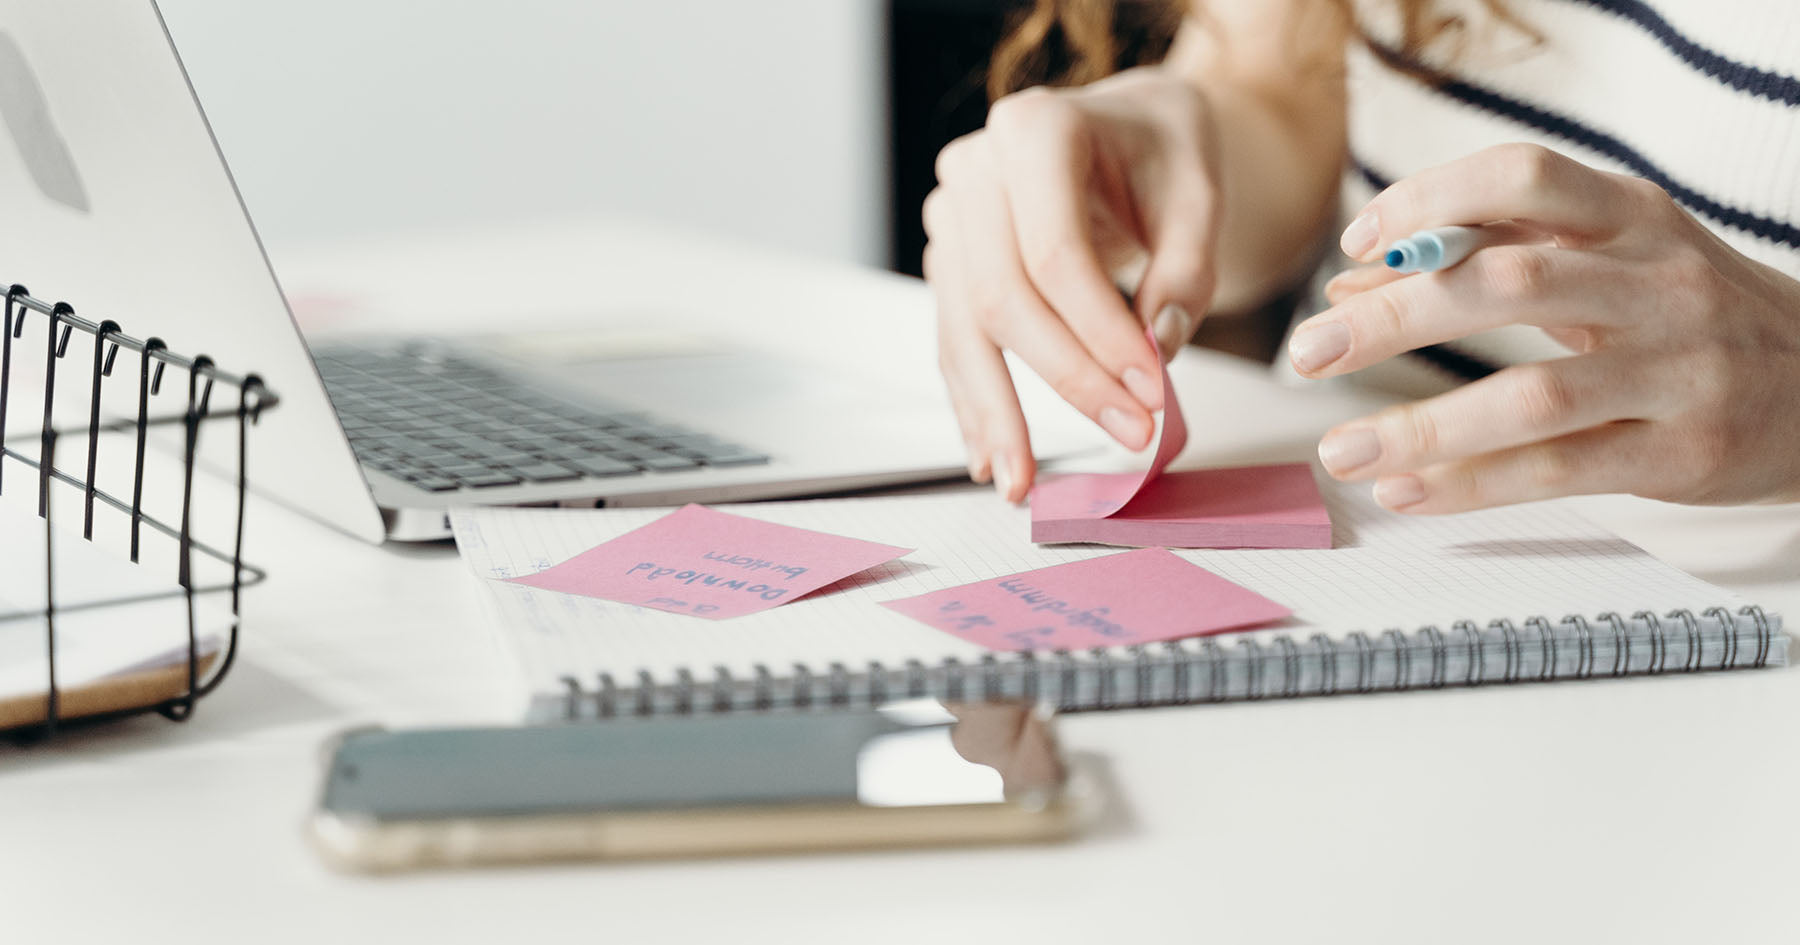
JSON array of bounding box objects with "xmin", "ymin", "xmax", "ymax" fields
[{"xmin": 155, "ymin": 0, "xmax": 889, "ymax": 265}]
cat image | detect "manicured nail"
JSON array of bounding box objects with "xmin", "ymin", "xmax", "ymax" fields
[
  {"xmin": 991, "ymin": 453, "xmax": 1015, "ymax": 501},
  {"xmin": 1341, "ymin": 210, "xmax": 1379, "ymax": 259},
  {"xmin": 1373, "ymin": 475, "xmax": 1427, "ymax": 510},
  {"xmin": 1289, "ymin": 322, "xmax": 1351, "ymax": 374},
  {"xmin": 1318, "ymin": 428, "xmax": 1381, "ymax": 475},
  {"xmin": 1098, "ymin": 405, "xmax": 1150, "ymax": 448},
  {"xmin": 1152, "ymin": 303, "xmax": 1193, "ymax": 358},
  {"xmin": 1121, "ymin": 366, "xmax": 1161, "ymax": 411}
]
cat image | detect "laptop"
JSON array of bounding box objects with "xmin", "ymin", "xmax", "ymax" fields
[{"xmin": 0, "ymin": 1, "xmax": 1084, "ymax": 542}]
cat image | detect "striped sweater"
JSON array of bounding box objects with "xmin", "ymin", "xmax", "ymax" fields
[{"xmin": 1321, "ymin": 0, "xmax": 1800, "ymax": 383}]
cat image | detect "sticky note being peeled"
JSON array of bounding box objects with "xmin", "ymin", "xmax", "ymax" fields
[
  {"xmin": 1029, "ymin": 328, "xmax": 1333, "ymax": 549},
  {"xmin": 881, "ymin": 548, "xmax": 1290, "ymax": 652},
  {"xmin": 505, "ymin": 505, "xmax": 912, "ymax": 620}
]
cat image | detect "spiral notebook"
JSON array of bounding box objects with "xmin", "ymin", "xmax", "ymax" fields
[{"xmin": 450, "ymin": 476, "xmax": 1788, "ymax": 721}]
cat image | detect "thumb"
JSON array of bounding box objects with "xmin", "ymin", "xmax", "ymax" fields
[{"xmin": 1133, "ymin": 203, "xmax": 1217, "ymax": 363}]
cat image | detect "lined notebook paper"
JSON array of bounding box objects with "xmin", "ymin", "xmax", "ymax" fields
[{"xmin": 451, "ymin": 476, "xmax": 1787, "ymax": 720}]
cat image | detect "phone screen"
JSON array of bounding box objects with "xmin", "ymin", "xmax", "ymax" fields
[{"xmin": 321, "ymin": 701, "xmax": 1062, "ymax": 821}]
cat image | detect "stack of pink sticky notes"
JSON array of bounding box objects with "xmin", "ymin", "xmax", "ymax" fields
[
  {"xmin": 507, "ymin": 504, "xmax": 912, "ymax": 620},
  {"xmin": 1029, "ymin": 334, "xmax": 1332, "ymax": 549}
]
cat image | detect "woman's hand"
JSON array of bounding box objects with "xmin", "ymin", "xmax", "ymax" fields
[
  {"xmin": 924, "ymin": 68, "xmax": 1223, "ymax": 502},
  {"xmin": 1291, "ymin": 143, "xmax": 1800, "ymax": 512}
]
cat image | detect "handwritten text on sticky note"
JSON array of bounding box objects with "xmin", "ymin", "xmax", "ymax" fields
[
  {"xmin": 506, "ymin": 505, "xmax": 912, "ymax": 619},
  {"xmin": 880, "ymin": 548, "xmax": 1288, "ymax": 651}
]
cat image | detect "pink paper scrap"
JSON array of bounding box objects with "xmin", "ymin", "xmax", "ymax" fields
[
  {"xmin": 881, "ymin": 548, "xmax": 1290, "ymax": 652},
  {"xmin": 1028, "ymin": 326, "xmax": 1332, "ymax": 549},
  {"xmin": 505, "ymin": 504, "xmax": 912, "ymax": 620}
]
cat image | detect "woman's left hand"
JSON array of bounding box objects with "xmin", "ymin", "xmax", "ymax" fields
[{"xmin": 1288, "ymin": 143, "xmax": 1800, "ymax": 513}]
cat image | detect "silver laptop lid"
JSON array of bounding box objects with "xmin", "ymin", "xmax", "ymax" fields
[{"xmin": 0, "ymin": 0, "xmax": 385, "ymax": 542}]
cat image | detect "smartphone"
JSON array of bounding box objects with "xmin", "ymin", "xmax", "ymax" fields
[{"xmin": 309, "ymin": 700, "xmax": 1087, "ymax": 871}]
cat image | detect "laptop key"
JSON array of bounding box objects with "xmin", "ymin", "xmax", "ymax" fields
[
  {"xmin": 565, "ymin": 456, "xmax": 639, "ymax": 478},
  {"xmin": 630, "ymin": 453, "xmax": 703, "ymax": 471},
  {"xmin": 693, "ymin": 450, "xmax": 771, "ymax": 467},
  {"xmin": 513, "ymin": 462, "xmax": 584, "ymax": 482},
  {"xmin": 407, "ymin": 476, "xmax": 462, "ymax": 492},
  {"xmin": 461, "ymin": 472, "xmax": 524, "ymax": 488}
]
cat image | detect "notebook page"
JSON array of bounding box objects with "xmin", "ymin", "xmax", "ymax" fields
[{"xmin": 452, "ymin": 475, "xmax": 1757, "ymax": 701}]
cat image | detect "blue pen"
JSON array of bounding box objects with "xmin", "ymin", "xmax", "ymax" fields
[{"xmin": 1383, "ymin": 225, "xmax": 1494, "ymax": 273}]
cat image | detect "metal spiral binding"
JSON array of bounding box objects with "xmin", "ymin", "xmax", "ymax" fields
[
  {"xmin": 1746, "ymin": 605, "xmax": 1772, "ymax": 668},
  {"xmin": 1348, "ymin": 632, "xmax": 1373, "ymax": 693},
  {"xmin": 1422, "ymin": 625, "xmax": 1447, "ymax": 688},
  {"xmin": 829, "ymin": 662, "xmax": 852, "ymax": 706},
  {"xmin": 1671, "ymin": 609, "xmax": 1701, "ymax": 672},
  {"xmin": 1240, "ymin": 639, "xmax": 1265, "ymax": 700},
  {"xmin": 1635, "ymin": 610, "xmax": 1666, "ymax": 674},
  {"xmin": 635, "ymin": 669, "xmax": 657, "ymax": 716},
  {"xmin": 1276, "ymin": 636, "xmax": 1301, "ymax": 698},
  {"xmin": 555, "ymin": 602, "xmax": 1782, "ymax": 720},
  {"xmin": 1705, "ymin": 606, "xmax": 1737, "ymax": 669},
  {"xmin": 1383, "ymin": 629, "xmax": 1410, "ymax": 691},
  {"xmin": 1598, "ymin": 612, "xmax": 1630, "ymax": 676},
  {"xmin": 712, "ymin": 665, "xmax": 735, "ymax": 713},
  {"xmin": 559, "ymin": 676, "xmax": 582, "ymax": 721},
  {"xmin": 1565, "ymin": 614, "xmax": 1594, "ymax": 679},
  {"xmin": 1455, "ymin": 620, "xmax": 1482, "ymax": 684},
  {"xmin": 1202, "ymin": 638, "xmax": 1225, "ymax": 702},
  {"xmin": 979, "ymin": 655, "xmax": 1008, "ymax": 698},
  {"xmin": 1166, "ymin": 642, "xmax": 1189, "ymax": 702},
  {"xmin": 752, "ymin": 662, "xmax": 774, "ymax": 705},
  {"xmin": 1055, "ymin": 651, "xmax": 1077, "ymax": 707},
  {"xmin": 1524, "ymin": 616, "xmax": 1556, "ymax": 681},
  {"xmin": 903, "ymin": 659, "xmax": 926, "ymax": 700},
  {"xmin": 942, "ymin": 657, "xmax": 966, "ymax": 703},
  {"xmin": 1312, "ymin": 633, "xmax": 1337, "ymax": 696},
  {"xmin": 1496, "ymin": 619, "xmax": 1521, "ymax": 683},
  {"xmin": 597, "ymin": 672, "xmax": 617, "ymax": 718}
]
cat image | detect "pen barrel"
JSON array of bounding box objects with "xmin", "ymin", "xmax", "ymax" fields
[
  {"xmin": 1390, "ymin": 225, "xmax": 1487, "ymax": 273},
  {"xmin": 1420, "ymin": 226, "xmax": 1484, "ymax": 270}
]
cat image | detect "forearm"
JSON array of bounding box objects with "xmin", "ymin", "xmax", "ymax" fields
[{"xmin": 1163, "ymin": 11, "xmax": 1349, "ymax": 314}]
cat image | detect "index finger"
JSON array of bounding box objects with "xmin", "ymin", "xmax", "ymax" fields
[
  {"xmin": 985, "ymin": 93, "xmax": 1163, "ymax": 410},
  {"xmin": 1341, "ymin": 143, "xmax": 1654, "ymax": 261}
]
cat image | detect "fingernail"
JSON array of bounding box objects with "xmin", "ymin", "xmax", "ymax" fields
[
  {"xmin": 1121, "ymin": 366, "xmax": 1161, "ymax": 411},
  {"xmin": 1373, "ymin": 475, "xmax": 1427, "ymax": 510},
  {"xmin": 1341, "ymin": 210, "xmax": 1379, "ymax": 259},
  {"xmin": 1098, "ymin": 405, "xmax": 1150, "ymax": 449},
  {"xmin": 967, "ymin": 457, "xmax": 989, "ymax": 485},
  {"xmin": 1289, "ymin": 322, "xmax": 1351, "ymax": 374},
  {"xmin": 1318, "ymin": 428, "xmax": 1381, "ymax": 475},
  {"xmin": 1153, "ymin": 303, "xmax": 1193, "ymax": 358}
]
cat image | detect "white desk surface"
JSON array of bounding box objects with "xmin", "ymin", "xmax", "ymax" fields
[{"xmin": 6, "ymin": 221, "xmax": 1799, "ymax": 944}]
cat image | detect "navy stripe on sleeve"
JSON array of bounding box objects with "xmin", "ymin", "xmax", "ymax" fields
[
  {"xmin": 1557, "ymin": 0, "xmax": 1800, "ymax": 106},
  {"xmin": 1368, "ymin": 41, "xmax": 1800, "ymax": 249}
]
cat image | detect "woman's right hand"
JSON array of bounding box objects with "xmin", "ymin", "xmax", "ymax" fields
[{"xmin": 923, "ymin": 66, "xmax": 1224, "ymax": 503}]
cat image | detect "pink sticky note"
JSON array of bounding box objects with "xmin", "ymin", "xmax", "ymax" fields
[
  {"xmin": 881, "ymin": 548, "xmax": 1289, "ymax": 652},
  {"xmin": 1031, "ymin": 463, "xmax": 1332, "ymax": 548},
  {"xmin": 506, "ymin": 505, "xmax": 912, "ymax": 620},
  {"xmin": 1028, "ymin": 328, "xmax": 1331, "ymax": 549}
]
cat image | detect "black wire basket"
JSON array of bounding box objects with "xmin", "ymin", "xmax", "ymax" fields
[{"xmin": 0, "ymin": 282, "xmax": 276, "ymax": 738}]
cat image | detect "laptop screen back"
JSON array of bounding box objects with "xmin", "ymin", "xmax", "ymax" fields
[{"xmin": 0, "ymin": 0, "xmax": 384, "ymax": 541}]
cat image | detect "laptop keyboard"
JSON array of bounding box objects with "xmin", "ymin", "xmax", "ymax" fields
[{"xmin": 314, "ymin": 345, "xmax": 769, "ymax": 493}]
